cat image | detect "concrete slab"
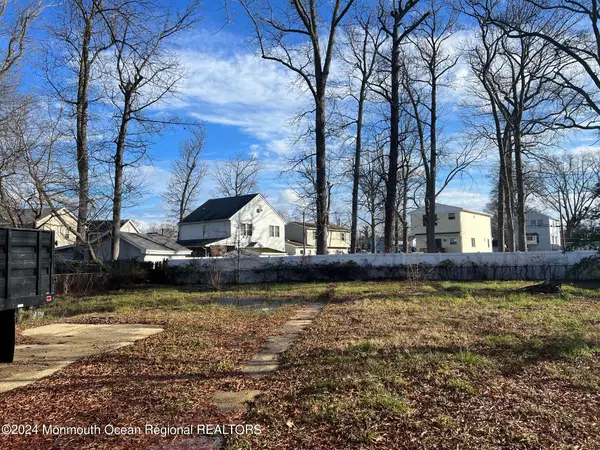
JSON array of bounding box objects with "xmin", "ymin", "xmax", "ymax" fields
[
  {"xmin": 211, "ymin": 389, "xmax": 262, "ymax": 412},
  {"xmin": 0, "ymin": 324, "xmax": 163, "ymax": 393}
]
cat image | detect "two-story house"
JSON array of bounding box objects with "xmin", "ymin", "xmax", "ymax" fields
[
  {"xmin": 177, "ymin": 193, "xmax": 286, "ymax": 256},
  {"xmin": 526, "ymin": 211, "xmax": 561, "ymax": 251},
  {"xmin": 0, "ymin": 207, "xmax": 78, "ymax": 247},
  {"xmin": 410, "ymin": 203, "xmax": 493, "ymax": 253},
  {"xmin": 285, "ymin": 221, "xmax": 351, "ymax": 255}
]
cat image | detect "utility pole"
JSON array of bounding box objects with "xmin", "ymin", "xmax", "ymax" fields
[
  {"xmin": 302, "ymin": 210, "xmax": 306, "ymax": 256},
  {"xmin": 558, "ymin": 190, "xmax": 566, "ymax": 249}
]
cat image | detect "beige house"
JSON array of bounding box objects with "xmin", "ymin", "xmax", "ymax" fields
[
  {"xmin": 411, "ymin": 204, "xmax": 493, "ymax": 253},
  {"xmin": 0, "ymin": 207, "xmax": 78, "ymax": 247},
  {"xmin": 285, "ymin": 221, "xmax": 351, "ymax": 255}
]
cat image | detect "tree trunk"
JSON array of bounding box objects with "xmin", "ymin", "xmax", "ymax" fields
[
  {"xmin": 426, "ymin": 79, "xmax": 437, "ymax": 253},
  {"xmin": 497, "ymin": 175, "xmax": 505, "ymax": 252},
  {"xmin": 350, "ymin": 80, "xmax": 366, "ymax": 254},
  {"xmin": 504, "ymin": 136, "xmax": 516, "ymax": 252},
  {"xmin": 402, "ymin": 178, "xmax": 409, "ymax": 252},
  {"xmin": 315, "ymin": 85, "xmax": 328, "ymax": 255},
  {"xmin": 75, "ymin": 13, "xmax": 93, "ymax": 245},
  {"xmin": 111, "ymin": 93, "xmax": 132, "ymax": 260},
  {"xmin": 371, "ymin": 214, "xmax": 377, "ymax": 254},
  {"xmin": 514, "ymin": 129, "xmax": 527, "ymax": 251},
  {"xmin": 384, "ymin": 21, "xmax": 400, "ymax": 253}
]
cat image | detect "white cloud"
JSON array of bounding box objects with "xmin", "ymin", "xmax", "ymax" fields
[
  {"xmin": 136, "ymin": 165, "xmax": 171, "ymax": 195},
  {"xmin": 164, "ymin": 49, "xmax": 307, "ymax": 156},
  {"xmin": 437, "ymin": 187, "xmax": 491, "ymax": 212}
]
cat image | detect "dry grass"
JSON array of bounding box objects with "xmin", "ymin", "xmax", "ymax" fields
[
  {"xmin": 3, "ymin": 298, "xmax": 296, "ymax": 449},
  {"xmin": 3, "ymin": 280, "xmax": 600, "ymax": 449},
  {"xmin": 233, "ymin": 281, "xmax": 600, "ymax": 449}
]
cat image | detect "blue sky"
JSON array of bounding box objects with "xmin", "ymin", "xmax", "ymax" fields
[{"xmin": 36, "ymin": 1, "xmax": 593, "ymax": 228}]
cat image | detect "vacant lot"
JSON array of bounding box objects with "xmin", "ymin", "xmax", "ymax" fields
[{"xmin": 1, "ymin": 281, "xmax": 599, "ymax": 449}]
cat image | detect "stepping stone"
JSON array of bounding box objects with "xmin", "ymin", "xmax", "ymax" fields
[
  {"xmin": 242, "ymin": 303, "xmax": 324, "ymax": 377},
  {"xmin": 150, "ymin": 436, "xmax": 223, "ymax": 450},
  {"xmin": 211, "ymin": 389, "xmax": 262, "ymax": 412}
]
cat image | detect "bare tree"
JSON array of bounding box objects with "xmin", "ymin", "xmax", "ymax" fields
[
  {"xmin": 240, "ymin": 0, "xmax": 355, "ymax": 254},
  {"xmin": 375, "ymin": 0, "xmax": 428, "ymax": 253},
  {"xmin": 490, "ymin": 0, "xmax": 600, "ymax": 130},
  {"xmin": 464, "ymin": 0, "xmax": 569, "ymax": 251},
  {"xmin": 44, "ymin": 0, "xmax": 113, "ymax": 244},
  {"xmin": 534, "ymin": 151, "xmax": 600, "ymax": 240},
  {"xmin": 102, "ymin": 0, "xmax": 201, "ymax": 260},
  {"xmin": 213, "ymin": 152, "xmax": 263, "ymax": 197},
  {"xmin": 144, "ymin": 221, "xmax": 178, "ymax": 240},
  {"xmin": 406, "ymin": 0, "xmax": 459, "ymax": 253},
  {"xmin": 0, "ymin": 1, "xmax": 44, "ymax": 225},
  {"xmin": 358, "ymin": 146, "xmax": 386, "ymax": 253},
  {"xmin": 162, "ymin": 125, "xmax": 207, "ymax": 222},
  {"xmin": 0, "ymin": 1, "xmax": 41, "ymax": 79},
  {"xmin": 338, "ymin": 7, "xmax": 387, "ymax": 253}
]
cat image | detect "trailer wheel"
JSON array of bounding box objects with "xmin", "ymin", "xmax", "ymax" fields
[{"xmin": 0, "ymin": 309, "xmax": 16, "ymax": 363}]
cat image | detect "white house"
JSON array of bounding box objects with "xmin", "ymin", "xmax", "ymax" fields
[
  {"xmin": 285, "ymin": 221, "xmax": 351, "ymax": 255},
  {"xmin": 410, "ymin": 203, "xmax": 493, "ymax": 253},
  {"xmin": 526, "ymin": 211, "xmax": 562, "ymax": 251},
  {"xmin": 177, "ymin": 193, "xmax": 286, "ymax": 256}
]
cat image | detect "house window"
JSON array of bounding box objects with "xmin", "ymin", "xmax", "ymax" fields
[
  {"xmin": 471, "ymin": 238, "xmax": 476, "ymax": 247},
  {"xmin": 269, "ymin": 225, "xmax": 280, "ymax": 237},
  {"xmin": 241, "ymin": 223, "xmax": 253, "ymax": 237},
  {"xmin": 312, "ymin": 231, "xmax": 317, "ymax": 240},
  {"xmin": 63, "ymin": 228, "xmax": 70, "ymax": 239},
  {"xmin": 537, "ymin": 219, "xmax": 543, "ymax": 226},
  {"xmin": 202, "ymin": 225, "xmax": 208, "ymax": 237},
  {"xmin": 300, "ymin": 250, "xmax": 304, "ymax": 255},
  {"xmin": 450, "ymin": 238, "xmax": 457, "ymax": 245},
  {"xmin": 530, "ymin": 220, "xmax": 537, "ymax": 226},
  {"xmin": 448, "ymin": 212, "xmax": 456, "ymax": 220},
  {"xmin": 340, "ymin": 232, "xmax": 346, "ymax": 241}
]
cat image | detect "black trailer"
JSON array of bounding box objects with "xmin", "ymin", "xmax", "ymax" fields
[{"xmin": 0, "ymin": 228, "xmax": 54, "ymax": 363}]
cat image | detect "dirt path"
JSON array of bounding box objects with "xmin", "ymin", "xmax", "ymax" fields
[{"xmin": 0, "ymin": 324, "xmax": 163, "ymax": 393}]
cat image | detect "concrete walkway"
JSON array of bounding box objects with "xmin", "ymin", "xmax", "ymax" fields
[
  {"xmin": 0, "ymin": 324, "xmax": 163, "ymax": 393},
  {"xmin": 211, "ymin": 303, "xmax": 324, "ymax": 412}
]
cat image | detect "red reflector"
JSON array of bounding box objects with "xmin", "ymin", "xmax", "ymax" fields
[{"xmin": 46, "ymin": 295, "xmax": 52, "ymax": 302}]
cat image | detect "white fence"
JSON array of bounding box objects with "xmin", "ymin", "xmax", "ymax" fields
[{"xmin": 165, "ymin": 251, "xmax": 598, "ymax": 284}]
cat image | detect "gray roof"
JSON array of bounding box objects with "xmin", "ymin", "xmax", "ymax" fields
[
  {"xmin": 123, "ymin": 232, "xmax": 191, "ymax": 253},
  {"xmin": 0, "ymin": 207, "xmax": 56, "ymax": 227},
  {"xmin": 181, "ymin": 194, "xmax": 259, "ymax": 223}
]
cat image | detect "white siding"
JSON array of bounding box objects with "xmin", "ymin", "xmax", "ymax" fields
[
  {"xmin": 178, "ymin": 220, "xmax": 231, "ymax": 240},
  {"xmin": 229, "ymin": 196, "xmax": 285, "ymax": 251}
]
